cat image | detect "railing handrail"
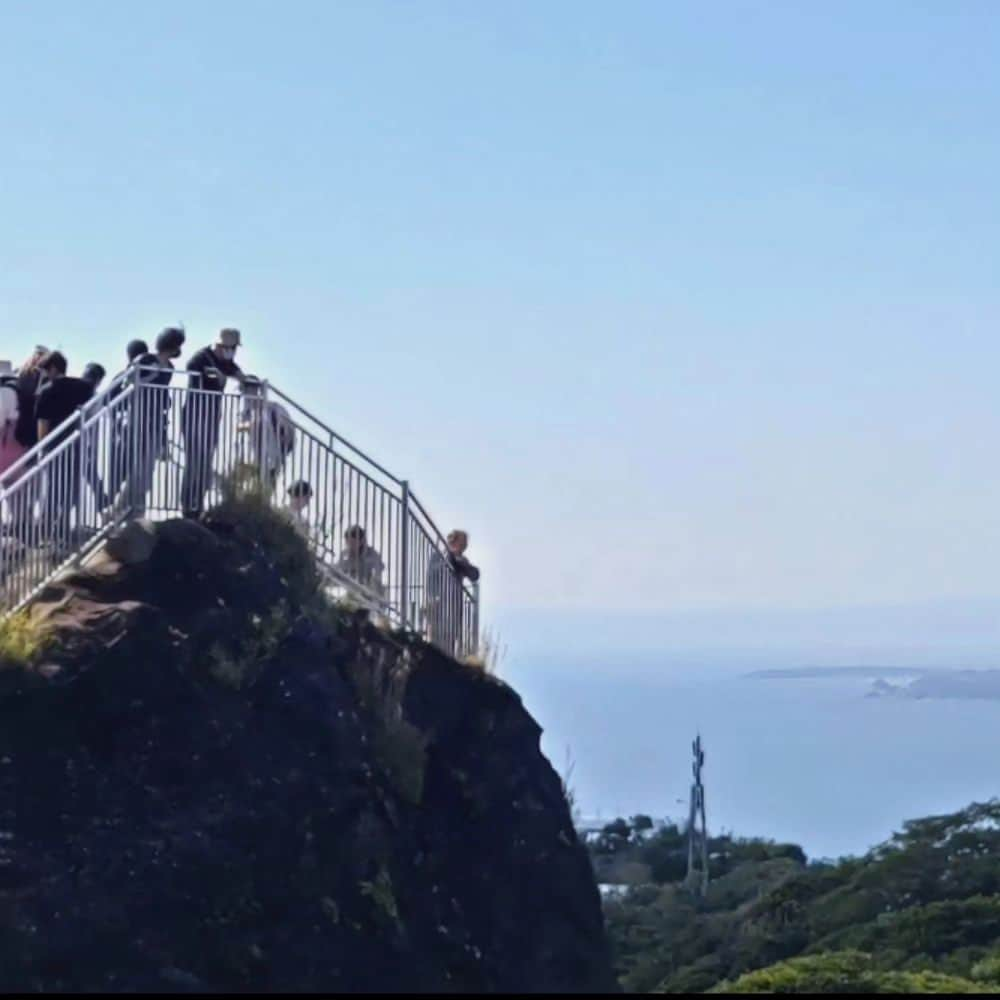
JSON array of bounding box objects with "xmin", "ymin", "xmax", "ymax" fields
[
  {"xmin": 406, "ymin": 491, "xmax": 478, "ymax": 602},
  {"xmin": 264, "ymin": 381, "xmax": 403, "ymax": 487},
  {"xmin": 0, "ymin": 366, "xmax": 480, "ymax": 656},
  {"xmin": 0, "ymin": 374, "xmax": 138, "ymax": 489}
]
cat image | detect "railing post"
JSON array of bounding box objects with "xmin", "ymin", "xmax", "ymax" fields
[
  {"xmin": 399, "ymin": 480, "xmax": 410, "ymax": 631},
  {"xmin": 259, "ymin": 379, "xmax": 270, "ymax": 501},
  {"xmin": 129, "ymin": 363, "xmax": 141, "ymax": 516},
  {"xmin": 75, "ymin": 406, "xmax": 85, "ymax": 561},
  {"xmin": 472, "ymin": 580, "xmax": 480, "ymax": 656}
]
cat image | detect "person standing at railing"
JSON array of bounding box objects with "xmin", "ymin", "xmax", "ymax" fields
[
  {"xmin": 79, "ymin": 363, "xmax": 109, "ymax": 509},
  {"xmin": 426, "ymin": 530, "xmax": 480, "ymax": 655},
  {"xmin": 118, "ymin": 328, "xmax": 185, "ymax": 517},
  {"xmin": 180, "ymin": 328, "xmax": 243, "ymax": 518},
  {"xmin": 336, "ymin": 525, "xmax": 385, "ymax": 598},
  {"xmin": 34, "ymin": 351, "xmax": 95, "ymax": 548},
  {"xmin": 285, "ymin": 479, "xmax": 321, "ymax": 547},
  {"xmin": 286, "ymin": 479, "xmax": 313, "ymax": 522},
  {"xmin": 106, "ymin": 338, "xmax": 150, "ymax": 505},
  {"xmin": 237, "ymin": 376, "xmax": 294, "ymax": 490}
]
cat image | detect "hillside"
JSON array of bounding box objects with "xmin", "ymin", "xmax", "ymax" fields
[
  {"xmin": 592, "ymin": 806, "xmax": 1000, "ymax": 993},
  {"xmin": 0, "ymin": 496, "xmax": 614, "ymax": 993}
]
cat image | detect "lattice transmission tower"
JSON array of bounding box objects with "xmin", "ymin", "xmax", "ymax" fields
[{"xmin": 685, "ymin": 733, "xmax": 709, "ymax": 896}]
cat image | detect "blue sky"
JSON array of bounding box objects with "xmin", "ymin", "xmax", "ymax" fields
[{"xmin": 3, "ymin": 0, "xmax": 1000, "ymax": 620}]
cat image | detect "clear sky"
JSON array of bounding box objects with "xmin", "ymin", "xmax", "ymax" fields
[{"xmin": 3, "ymin": 0, "xmax": 999, "ymax": 618}]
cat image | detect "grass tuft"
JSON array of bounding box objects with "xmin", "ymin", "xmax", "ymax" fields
[
  {"xmin": 359, "ymin": 867, "xmax": 400, "ymax": 926},
  {"xmin": 206, "ymin": 601, "xmax": 294, "ymax": 690},
  {"xmin": 461, "ymin": 625, "xmax": 507, "ymax": 675},
  {"xmin": 0, "ymin": 610, "xmax": 53, "ymax": 667},
  {"xmin": 209, "ymin": 465, "xmax": 322, "ymax": 608}
]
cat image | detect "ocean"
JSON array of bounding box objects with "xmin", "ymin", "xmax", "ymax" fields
[{"xmin": 502, "ymin": 651, "xmax": 1000, "ymax": 860}]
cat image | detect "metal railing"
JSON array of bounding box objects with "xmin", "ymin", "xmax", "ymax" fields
[{"xmin": 0, "ymin": 366, "xmax": 480, "ymax": 658}]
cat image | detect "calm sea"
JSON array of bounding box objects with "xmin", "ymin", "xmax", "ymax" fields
[{"xmin": 503, "ymin": 654, "xmax": 1000, "ymax": 860}]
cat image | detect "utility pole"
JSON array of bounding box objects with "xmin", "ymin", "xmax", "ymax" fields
[{"xmin": 685, "ymin": 733, "xmax": 709, "ymax": 897}]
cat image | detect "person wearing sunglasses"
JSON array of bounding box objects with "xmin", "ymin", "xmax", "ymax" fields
[{"xmin": 336, "ymin": 524, "xmax": 385, "ymax": 597}]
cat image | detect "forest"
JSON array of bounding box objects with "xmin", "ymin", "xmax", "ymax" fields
[{"xmin": 591, "ymin": 801, "xmax": 1000, "ymax": 993}]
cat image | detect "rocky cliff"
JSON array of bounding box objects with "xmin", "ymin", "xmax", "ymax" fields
[{"xmin": 0, "ymin": 500, "xmax": 614, "ymax": 992}]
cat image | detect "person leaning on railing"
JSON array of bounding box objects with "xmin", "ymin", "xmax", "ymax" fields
[
  {"xmin": 238, "ymin": 376, "xmax": 295, "ymax": 491},
  {"xmin": 425, "ymin": 529, "xmax": 479, "ymax": 653},
  {"xmin": 180, "ymin": 328, "xmax": 243, "ymax": 518}
]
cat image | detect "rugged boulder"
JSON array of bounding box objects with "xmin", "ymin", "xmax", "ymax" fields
[{"xmin": 0, "ymin": 502, "xmax": 614, "ymax": 992}]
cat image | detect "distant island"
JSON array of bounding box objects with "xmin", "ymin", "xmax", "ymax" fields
[
  {"xmin": 749, "ymin": 666, "xmax": 1000, "ymax": 702},
  {"xmin": 748, "ymin": 666, "xmax": 923, "ymax": 680}
]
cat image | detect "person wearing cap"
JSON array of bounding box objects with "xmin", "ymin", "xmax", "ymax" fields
[
  {"xmin": 118, "ymin": 328, "xmax": 185, "ymax": 517},
  {"xmin": 180, "ymin": 328, "xmax": 243, "ymax": 518}
]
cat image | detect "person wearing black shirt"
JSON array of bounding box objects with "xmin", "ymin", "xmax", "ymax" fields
[
  {"xmin": 180, "ymin": 328, "xmax": 243, "ymax": 518},
  {"xmin": 34, "ymin": 351, "xmax": 94, "ymax": 545},
  {"xmin": 119, "ymin": 328, "xmax": 185, "ymax": 516},
  {"xmin": 35, "ymin": 354, "xmax": 94, "ymax": 447},
  {"xmin": 78, "ymin": 363, "xmax": 109, "ymax": 509},
  {"xmin": 106, "ymin": 338, "xmax": 151, "ymax": 503}
]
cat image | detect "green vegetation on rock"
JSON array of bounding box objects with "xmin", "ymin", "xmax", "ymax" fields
[{"xmin": 0, "ymin": 609, "xmax": 53, "ymax": 667}]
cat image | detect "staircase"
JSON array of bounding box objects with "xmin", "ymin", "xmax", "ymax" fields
[{"xmin": 0, "ymin": 368, "xmax": 479, "ymax": 658}]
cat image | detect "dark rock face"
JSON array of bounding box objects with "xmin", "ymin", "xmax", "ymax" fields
[{"xmin": 0, "ymin": 513, "xmax": 614, "ymax": 993}]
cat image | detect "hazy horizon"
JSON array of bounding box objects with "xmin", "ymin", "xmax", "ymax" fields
[{"xmin": 497, "ymin": 597, "xmax": 1000, "ymax": 676}]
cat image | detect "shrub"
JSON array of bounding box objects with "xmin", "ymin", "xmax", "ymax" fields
[
  {"xmin": 461, "ymin": 626, "xmax": 506, "ymax": 675},
  {"xmin": 712, "ymin": 950, "xmax": 995, "ymax": 994},
  {"xmin": 207, "ymin": 601, "xmax": 293, "ymax": 691},
  {"xmin": 972, "ymin": 953, "xmax": 1000, "ymax": 984},
  {"xmin": 0, "ymin": 609, "xmax": 53, "ymax": 667},
  {"xmin": 208, "ymin": 467, "xmax": 321, "ymax": 608}
]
